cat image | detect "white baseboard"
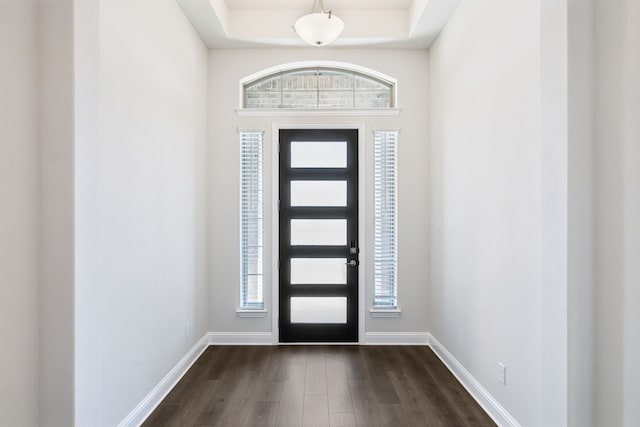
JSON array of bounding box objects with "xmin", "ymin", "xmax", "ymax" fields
[
  {"xmin": 117, "ymin": 333, "xmax": 209, "ymax": 427},
  {"xmin": 427, "ymin": 334, "xmax": 521, "ymax": 427},
  {"xmin": 208, "ymin": 332, "xmax": 274, "ymax": 345},
  {"xmin": 363, "ymin": 332, "xmax": 430, "ymax": 345}
]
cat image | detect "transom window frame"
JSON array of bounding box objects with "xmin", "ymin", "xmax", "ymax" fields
[{"xmin": 237, "ymin": 61, "xmax": 400, "ymax": 116}]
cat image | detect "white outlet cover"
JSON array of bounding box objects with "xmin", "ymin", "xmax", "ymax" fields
[{"xmin": 498, "ymin": 362, "xmax": 506, "ymax": 385}]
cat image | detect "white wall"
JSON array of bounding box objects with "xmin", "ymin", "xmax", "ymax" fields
[
  {"xmin": 621, "ymin": 5, "xmax": 640, "ymax": 425},
  {"xmin": 567, "ymin": 0, "xmax": 595, "ymax": 425},
  {"xmin": 594, "ymin": 0, "xmax": 640, "ymax": 425},
  {"xmin": 429, "ymin": 1, "xmax": 544, "ymax": 424},
  {"xmin": 74, "ymin": 0, "xmax": 101, "ymax": 423},
  {"xmin": 75, "ymin": 0, "xmax": 209, "ymax": 424},
  {"xmin": 430, "ymin": 1, "xmax": 640, "ymax": 425},
  {"xmin": 207, "ymin": 49, "xmax": 430, "ymax": 337},
  {"xmin": 0, "ymin": 2, "xmax": 40, "ymax": 425},
  {"xmin": 39, "ymin": 0, "xmax": 75, "ymax": 424}
]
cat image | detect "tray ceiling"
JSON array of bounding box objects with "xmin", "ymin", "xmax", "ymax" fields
[{"xmin": 177, "ymin": 0, "xmax": 462, "ymax": 49}]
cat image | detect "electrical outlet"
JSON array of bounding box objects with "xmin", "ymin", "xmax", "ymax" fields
[
  {"xmin": 498, "ymin": 363, "xmax": 506, "ymax": 385},
  {"xmin": 184, "ymin": 322, "xmax": 189, "ymax": 337}
]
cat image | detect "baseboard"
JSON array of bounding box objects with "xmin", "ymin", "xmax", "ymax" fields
[
  {"xmin": 363, "ymin": 332, "xmax": 430, "ymax": 345},
  {"xmin": 427, "ymin": 334, "xmax": 521, "ymax": 427},
  {"xmin": 117, "ymin": 333, "xmax": 209, "ymax": 427},
  {"xmin": 208, "ymin": 331, "xmax": 274, "ymax": 345}
]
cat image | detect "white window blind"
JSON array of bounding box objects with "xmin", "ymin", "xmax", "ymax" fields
[
  {"xmin": 240, "ymin": 131, "xmax": 264, "ymax": 309},
  {"xmin": 373, "ymin": 130, "xmax": 398, "ymax": 307}
]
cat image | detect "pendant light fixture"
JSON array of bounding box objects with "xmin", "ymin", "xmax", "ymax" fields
[{"xmin": 294, "ymin": 0, "xmax": 344, "ymax": 47}]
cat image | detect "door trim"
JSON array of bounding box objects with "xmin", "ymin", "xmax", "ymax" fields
[{"xmin": 271, "ymin": 123, "xmax": 366, "ymax": 344}]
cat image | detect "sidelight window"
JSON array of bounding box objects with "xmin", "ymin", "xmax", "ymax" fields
[
  {"xmin": 240, "ymin": 131, "xmax": 264, "ymax": 309},
  {"xmin": 373, "ymin": 130, "xmax": 398, "ymax": 308}
]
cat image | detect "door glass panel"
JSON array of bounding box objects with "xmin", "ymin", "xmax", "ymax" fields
[
  {"xmin": 290, "ymin": 181, "xmax": 347, "ymax": 206},
  {"xmin": 290, "ymin": 297, "xmax": 347, "ymax": 324},
  {"xmin": 291, "ymin": 219, "xmax": 347, "ymax": 246},
  {"xmin": 291, "ymin": 258, "xmax": 347, "ymax": 284},
  {"xmin": 291, "ymin": 141, "xmax": 347, "ymax": 168}
]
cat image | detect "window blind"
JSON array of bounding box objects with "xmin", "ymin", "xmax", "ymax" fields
[
  {"xmin": 240, "ymin": 131, "xmax": 264, "ymax": 309},
  {"xmin": 373, "ymin": 130, "xmax": 398, "ymax": 307}
]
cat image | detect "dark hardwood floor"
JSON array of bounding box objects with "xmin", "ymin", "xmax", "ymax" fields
[{"xmin": 142, "ymin": 346, "xmax": 496, "ymax": 427}]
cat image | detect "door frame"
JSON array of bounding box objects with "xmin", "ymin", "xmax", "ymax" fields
[{"xmin": 271, "ymin": 123, "xmax": 366, "ymax": 344}]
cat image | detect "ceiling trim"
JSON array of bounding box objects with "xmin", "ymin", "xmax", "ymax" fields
[{"xmin": 177, "ymin": 0, "xmax": 463, "ymax": 49}]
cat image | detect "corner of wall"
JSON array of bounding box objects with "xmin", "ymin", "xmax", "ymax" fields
[{"xmin": 38, "ymin": 0, "xmax": 76, "ymax": 424}]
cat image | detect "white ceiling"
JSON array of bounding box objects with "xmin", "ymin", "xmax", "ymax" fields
[{"xmin": 177, "ymin": 0, "xmax": 462, "ymax": 49}]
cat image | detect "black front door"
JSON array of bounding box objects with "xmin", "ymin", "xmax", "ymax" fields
[{"xmin": 279, "ymin": 129, "xmax": 359, "ymax": 343}]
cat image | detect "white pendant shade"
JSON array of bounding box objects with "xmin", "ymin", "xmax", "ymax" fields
[{"xmin": 294, "ymin": 12, "xmax": 344, "ymax": 46}]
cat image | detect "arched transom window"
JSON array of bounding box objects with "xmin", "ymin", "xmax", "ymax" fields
[{"xmin": 243, "ymin": 67, "xmax": 395, "ymax": 109}]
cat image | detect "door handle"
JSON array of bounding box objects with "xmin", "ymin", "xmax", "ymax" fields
[{"xmin": 346, "ymin": 259, "xmax": 359, "ymax": 267}]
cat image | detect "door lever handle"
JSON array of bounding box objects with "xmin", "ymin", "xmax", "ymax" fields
[{"xmin": 346, "ymin": 259, "xmax": 359, "ymax": 267}]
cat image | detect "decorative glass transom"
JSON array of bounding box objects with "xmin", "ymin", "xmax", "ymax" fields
[{"xmin": 243, "ymin": 68, "xmax": 394, "ymax": 109}]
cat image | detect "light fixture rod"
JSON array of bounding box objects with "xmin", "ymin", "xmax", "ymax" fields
[
  {"xmin": 320, "ymin": 0, "xmax": 326, "ymax": 13},
  {"xmin": 313, "ymin": 0, "xmax": 329, "ymax": 15}
]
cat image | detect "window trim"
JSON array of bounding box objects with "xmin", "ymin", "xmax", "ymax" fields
[
  {"xmin": 371, "ymin": 129, "xmax": 399, "ymax": 312},
  {"xmin": 239, "ymin": 130, "xmax": 265, "ymax": 311},
  {"xmin": 242, "ymin": 67, "xmax": 394, "ymax": 110},
  {"xmin": 239, "ymin": 61, "xmax": 398, "ymax": 110},
  {"xmin": 237, "ymin": 108, "xmax": 400, "ymax": 117}
]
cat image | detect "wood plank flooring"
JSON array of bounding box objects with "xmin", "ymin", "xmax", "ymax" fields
[{"xmin": 142, "ymin": 346, "xmax": 496, "ymax": 427}]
